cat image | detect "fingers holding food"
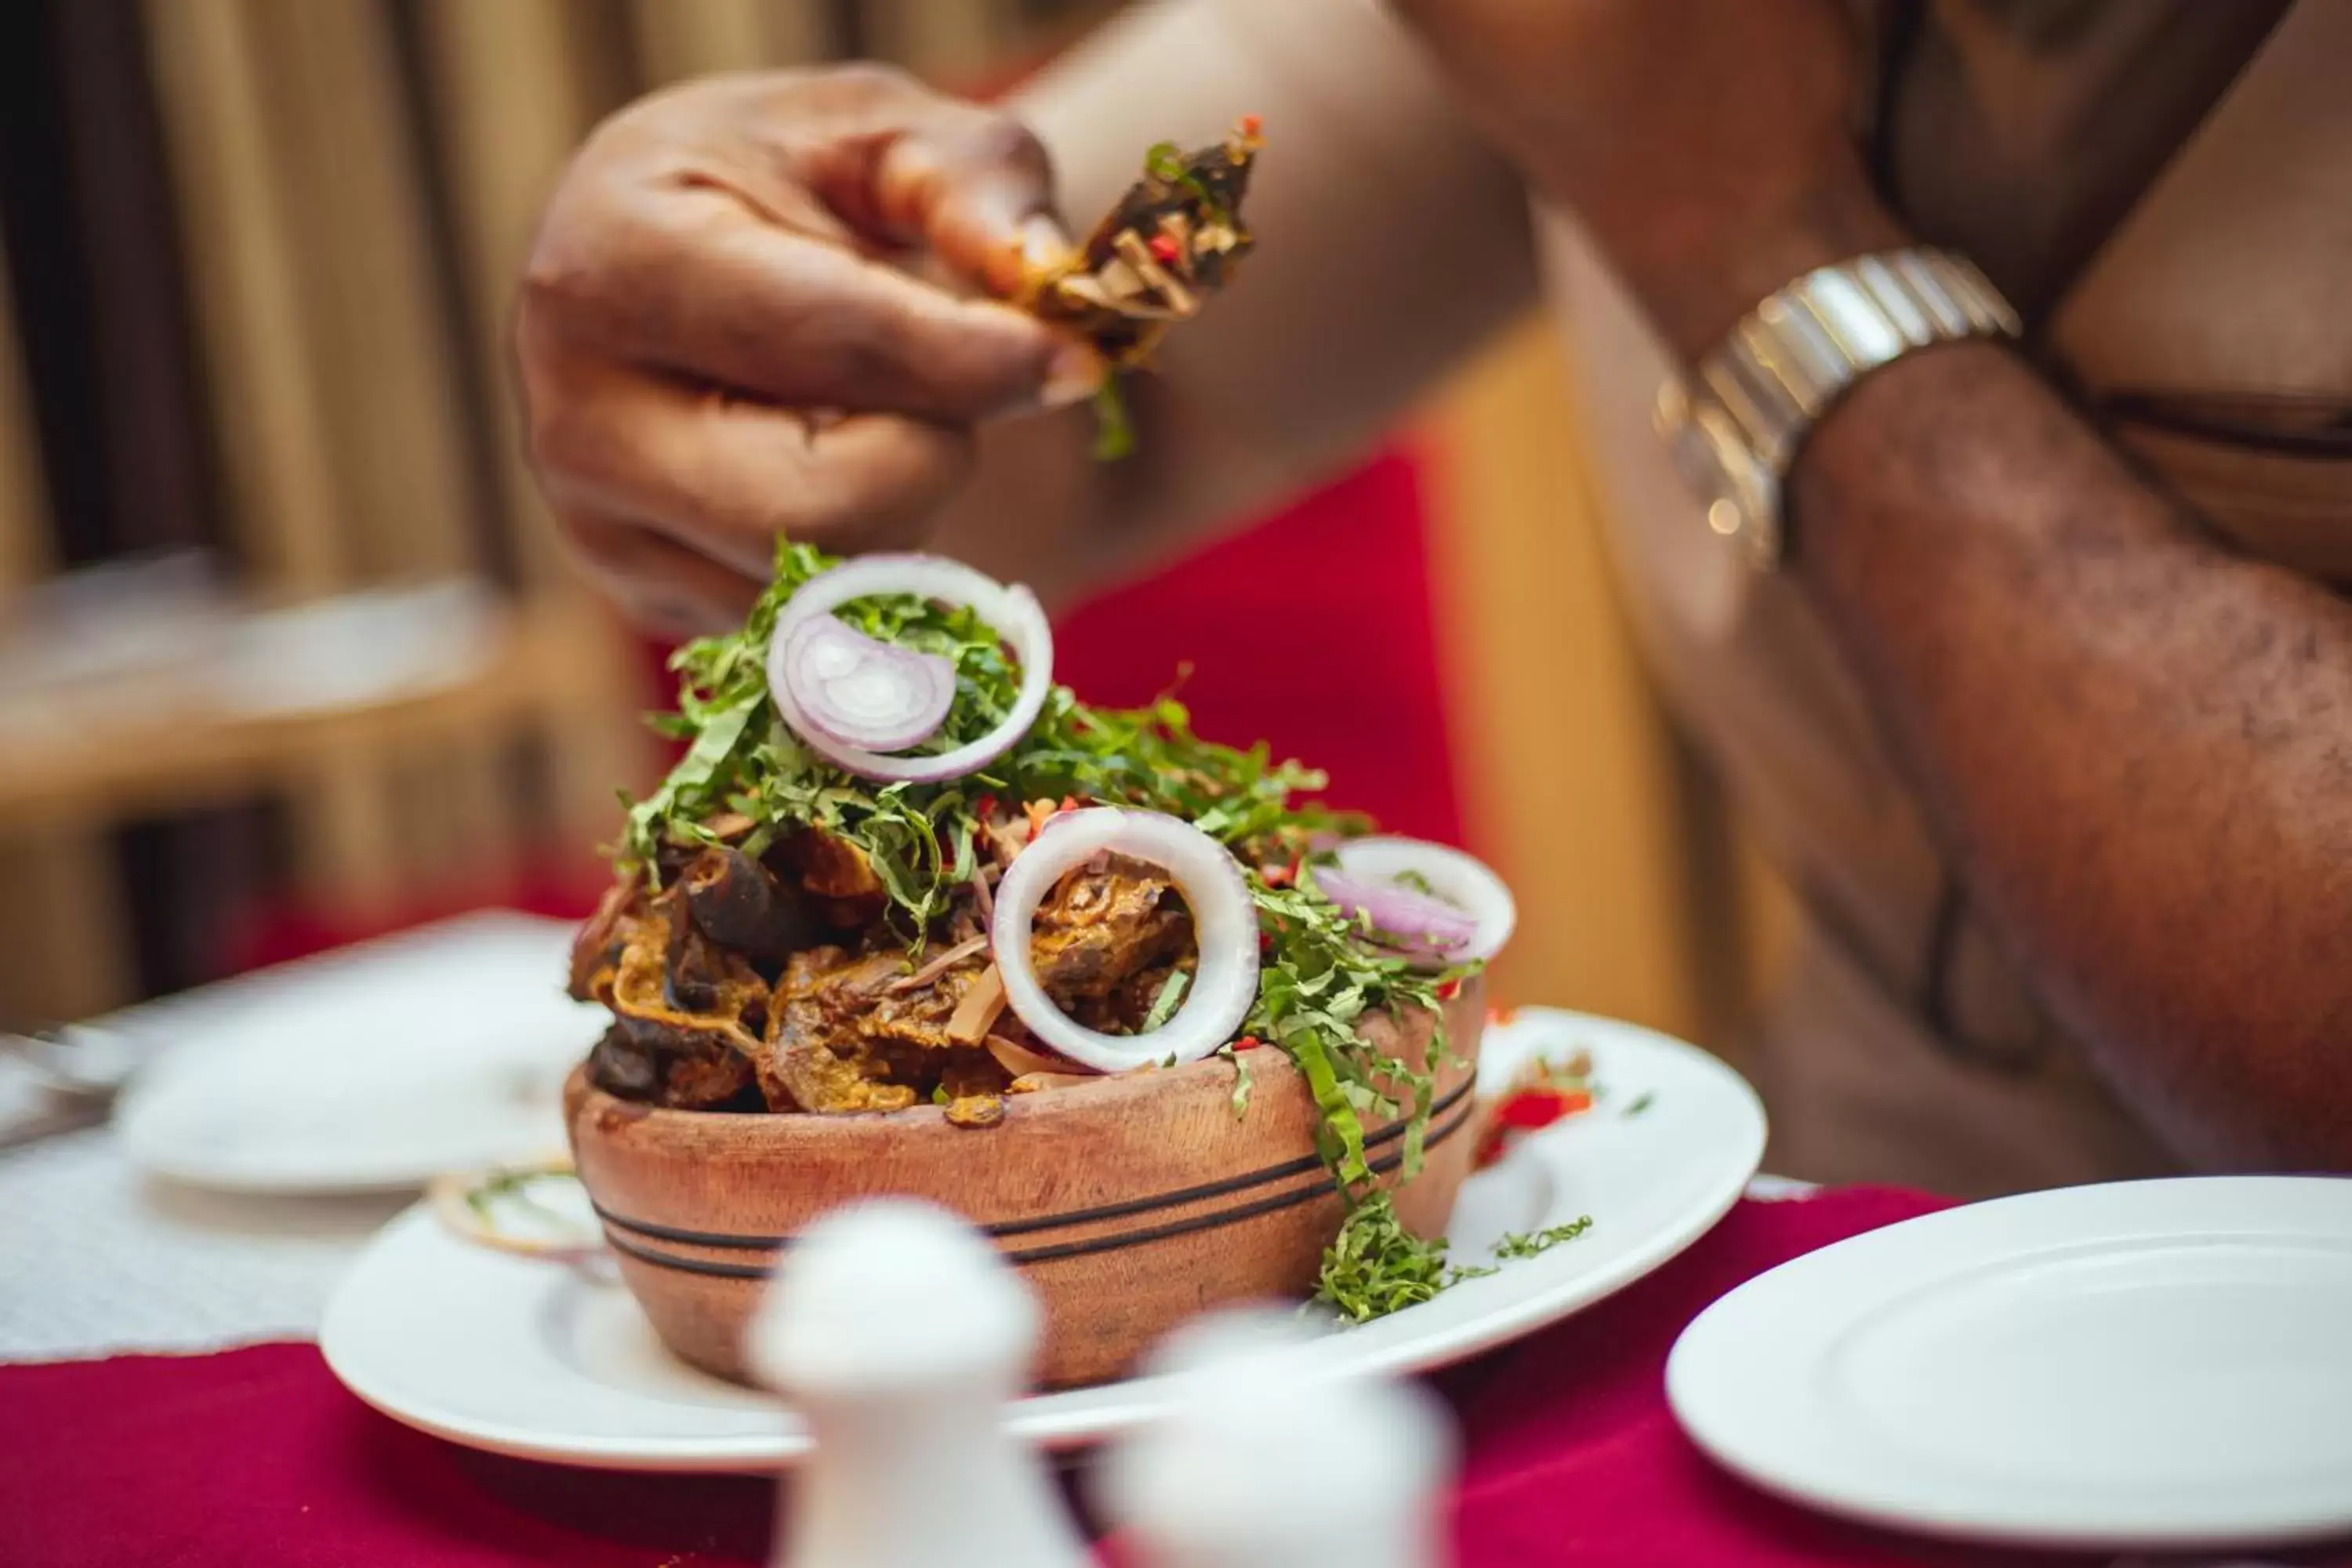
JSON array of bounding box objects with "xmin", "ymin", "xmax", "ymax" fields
[
  {"xmin": 524, "ymin": 341, "xmax": 976, "ymax": 576},
  {"xmin": 524, "ymin": 188, "xmax": 1074, "ymax": 423},
  {"xmin": 517, "ymin": 67, "xmax": 1104, "ymax": 622}
]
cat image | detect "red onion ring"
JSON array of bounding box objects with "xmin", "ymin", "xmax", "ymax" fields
[
  {"xmin": 991, "ymin": 808, "xmax": 1259, "ymax": 1073},
  {"xmin": 766, "ymin": 554, "xmax": 1054, "ymax": 783},
  {"xmin": 777, "ymin": 614, "xmax": 955, "ymax": 753},
  {"xmin": 1323, "ymin": 837, "xmax": 1516, "ymax": 968},
  {"xmin": 1309, "ymin": 866, "xmax": 1477, "ymax": 960}
]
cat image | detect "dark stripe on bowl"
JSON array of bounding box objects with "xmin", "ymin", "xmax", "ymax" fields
[
  {"xmin": 597, "ymin": 1092, "xmax": 1480, "ymax": 1280},
  {"xmin": 592, "ymin": 1074, "xmax": 1478, "ymax": 1251}
]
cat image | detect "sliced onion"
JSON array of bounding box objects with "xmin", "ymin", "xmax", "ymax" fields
[
  {"xmin": 1311, "ymin": 866, "xmax": 1476, "ymax": 960},
  {"xmin": 766, "ymin": 554, "xmax": 1054, "ymax": 783},
  {"xmin": 991, "ymin": 808, "xmax": 1258, "ymax": 1073},
  {"xmin": 1324, "ymin": 837, "xmax": 1516, "ymax": 968},
  {"xmin": 777, "ymin": 613, "xmax": 954, "ymax": 752}
]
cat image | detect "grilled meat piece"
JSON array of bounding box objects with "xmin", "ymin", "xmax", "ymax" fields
[
  {"xmin": 589, "ymin": 902, "xmax": 768, "ymax": 1109},
  {"xmin": 681, "ymin": 846, "xmax": 809, "ymax": 967},
  {"xmin": 757, "ymin": 942, "xmax": 1003, "ymax": 1114},
  {"xmin": 1065, "ymin": 953, "xmax": 1196, "ymax": 1036},
  {"xmin": 662, "ymin": 888, "xmax": 734, "ymax": 1013},
  {"xmin": 760, "ymin": 946, "xmax": 913, "ymax": 1113},
  {"xmin": 568, "ymin": 878, "xmax": 640, "ymax": 1002},
  {"xmin": 586, "ymin": 1025, "xmax": 659, "ymax": 1098},
  {"xmin": 1031, "ymin": 854, "xmax": 1192, "ymax": 1002},
  {"xmin": 594, "ymin": 1016, "xmax": 756, "ymax": 1108},
  {"xmin": 936, "ymin": 1048, "xmax": 1014, "ymax": 1128},
  {"xmin": 772, "ymin": 827, "xmax": 888, "ymax": 927}
]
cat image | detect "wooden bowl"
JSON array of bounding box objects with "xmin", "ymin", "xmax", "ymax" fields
[{"xmin": 564, "ymin": 984, "xmax": 1486, "ymax": 1388}]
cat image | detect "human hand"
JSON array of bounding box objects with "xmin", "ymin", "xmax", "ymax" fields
[
  {"xmin": 1388, "ymin": 0, "xmax": 1904, "ymax": 360},
  {"xmin": 516, "ymin": 67, "xmax": 1101, "ymax": 635}
]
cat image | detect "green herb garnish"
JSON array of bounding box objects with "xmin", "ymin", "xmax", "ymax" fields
[
  {"xmin": 1141, "ymin": 968, "xmax": 1190, "ymax": 1033},
  {"xmin": 1491, "ymin": 1215, "xmax": 1595, "ymax": 1260},
  {"xmin": 1091, "ymin": 376, "xmax": 1135, "ymax": 461}
]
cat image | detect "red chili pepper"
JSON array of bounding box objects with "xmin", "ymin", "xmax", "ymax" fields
[
  {"xmin": 1261, "ymin": 863, "xmax": 1293, "ymax": 889},
  {"xmin": 1258, "ymin": 931, "xmax": 1276, "ymax": 955},
  {"xmin": 1232, "ymin": 1035, "xmax": 1261, "ymax": 1052},
  {"xmin": 1061, "ymin": 795, "xmax": 1082, "ymax": 814},
  {"xmin": 1492, "ymin": 1087, "xmax": 1588, "ymax": 1132},
  {"xmin": 1436, "ymin": 978, "xmax": 1461, "ymax": 1001},
  {"xmin": 974, "ymin": 794, "xmax": 996, "ymax": 821},
  {"xmin": 1239, "ymin": 114, "xmax": 1263, "ymax": 138},
  {"xmin": 1147, "ymin": 233, "xmax": 1181, "ymax": 264}
]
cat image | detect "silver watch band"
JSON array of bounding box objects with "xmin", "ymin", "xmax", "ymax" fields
[
  {"xmin": 1656, "ymin": 248, "xmax": 2023, "ymax": 569},
  {"xmin": 1699, "ymin": 249, "xmax": 2022, "ymax": 476}
]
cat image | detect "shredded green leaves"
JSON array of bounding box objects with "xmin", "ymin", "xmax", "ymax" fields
[
  {"xmin": 1314, "ymin": 1196, "xmax": 1458, "ymax": 1323},
  {"xmin": 1141, "ymin": 968, "xmax": 1190, "ymax": 1033},
  {"xmin": 1091, "ymin": 376, "xmax": 1134, "ymax": 460},
  {"xmin": 621, "ymin": 539, "xmax": 1483, "ymax": 1324},
  {"xmin": 1218, "ymin": 1044, "xmax": 1254, "ymax": 1120},
  {"xmin": 1317, "ymin": 1209, "xmax": 1599, "ymax": 1324},
  {"xmin": 1493, "ymin": 1215, "xmax": 1595, "ymax": 1259}
]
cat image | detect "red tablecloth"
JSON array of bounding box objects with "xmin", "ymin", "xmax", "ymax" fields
[{"xmin": 8, "ymin": 1185, "xmax": 2347, "ymax": 1566}]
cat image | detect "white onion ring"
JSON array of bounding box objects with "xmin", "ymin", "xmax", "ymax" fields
[
  {"xmin": 766, "ymin": 554, "xmax": 1054, "ymax": 783},
  {"xmin": 777, "ymin": 614, "xmax": 955, "ymax": 752},
  {"xmin": 1327, "ymin": 837, "xmax": 1516, "ymax": 968},
  {"xmin": 991, "ymin": 808, "xmax": 1259, "ymax": 1073}
]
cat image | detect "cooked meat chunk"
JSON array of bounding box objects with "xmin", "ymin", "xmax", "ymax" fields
[
  {"xmin": 586, "ymin": 901, "xmax": 768, "ymax": 1109},
  {"xmin": 1066, "ymin": 953, "xmax": 1196, "ymax": 1036},
  {"xmin": 681, "ymin": 846, "xmax": 809, "ymax": 967},
  {"xmin": 1031, "ymin": 854, "xmax": 1192, "ymax": 1001},
  {"xmin": 770, "ymin": 827, "xmax": 888, "ymax": 927},
  {"xmin": 939, "ymin": 1048, "xmax": 1011, "ymax": 1128},
  {"xmin": 598, "ymin": 1015, "xmax": 757, "ymax": 1108},
  {"xmin": 586, "ymin": 1025, "xmax": 658, "ymax": 1098},
  {"xmin": 757, "ymin": 942, "xmax": 1004, "ymax": 1113},
  {"xmin": 568, "ymin": 878, "xmax": 639, "ymax": 1002},
  {"xmin": 663, "ymin": 891, "xmax": 733, "ymax": 1013}
]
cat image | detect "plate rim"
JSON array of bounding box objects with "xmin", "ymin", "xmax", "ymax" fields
[
  {"xmin": 1665, "ymin": 1174, "xmax": 2352, "ymax": 1551},
  {"xmin": 323, "ymin": 1007, "xmax": 1766, "ymax": 1471}
]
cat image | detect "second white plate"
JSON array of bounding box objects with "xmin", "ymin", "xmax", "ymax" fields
[
  {"xmin": 321, "ymin": 1008, "xmax": 1766, "ymax": 1471},
  {"xmin": 114, "ymin": 913, "xmax": 605, "ymax": 1192},
  {"xmin": 1668, "ymin": 1174, "xmax": 2352, "ymax": 1551}
]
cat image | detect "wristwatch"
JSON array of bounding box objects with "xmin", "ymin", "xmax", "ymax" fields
[{"xmin": 1654, "ymin": 249, "xmax": 2021, "ymax": 568}]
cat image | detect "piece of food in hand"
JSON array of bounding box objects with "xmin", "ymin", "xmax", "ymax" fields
[
  {"xmin": 1020, "ymin": 117, "xmax": 1262, "ymax": 457},
  {"xmin": 563, "ymin": 539, "xmax": 1515, "ymax": 1386}
]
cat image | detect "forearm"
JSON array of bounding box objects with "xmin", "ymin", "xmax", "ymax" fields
[
  {"xmin": 933, "ymin": 0, "xmax": 1536, "ymax": 607},
  {"xmin": 1795, "ymin": 340, "xmax": 2352, "ymax": 1167}
]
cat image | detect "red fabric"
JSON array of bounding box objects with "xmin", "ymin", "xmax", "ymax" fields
[
  {"xmin": 1051, "ymin": 447, "xmax": 1465, "ymax": 847},
  {"xmin": 12, "ymin": 1188, "xmax": 2347, "ymax": 1566}
]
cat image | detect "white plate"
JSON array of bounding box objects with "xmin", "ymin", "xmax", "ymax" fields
[
  {"xmin": 321, "ymin": 1008, "xmax": 1766, "ymax": 1471},
  {"xmin": 1668, "ymin": 1175, "xmax": 2352, "ymax": 1551},
  {"xmin": 114, "ymin": 913, "xmax": 606, "ymax": 1193}
]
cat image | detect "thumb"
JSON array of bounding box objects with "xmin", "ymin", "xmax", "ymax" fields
[{"xmin": 874, "ymin": 111, "xmax": 1078, "ymax": 299}]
